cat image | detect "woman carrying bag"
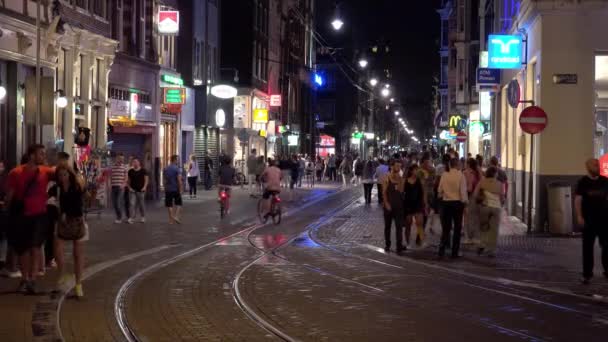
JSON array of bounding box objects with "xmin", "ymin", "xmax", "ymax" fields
[
  {"xmin": 54, "ymin": 164, "xmax": 88, "ymax": 298},
  {"xmin": 474, "ymin": 167, "xmax": 503, "ymax": 258}
]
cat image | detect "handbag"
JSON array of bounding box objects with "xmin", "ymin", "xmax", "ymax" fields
[{"xmin": 56, "ymin": 188, "xmax": 86, "ymax": 240}]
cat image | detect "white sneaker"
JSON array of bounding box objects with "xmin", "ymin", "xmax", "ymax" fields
[
  {"xmin": 1, "ymin": 269, "xmax": 22, "ymax": 278},
  {"xmin": 139, "ymin": 217, "xmax": 146, "ymax": 223},
  {"xmin": 114, "ymin": 219, "xmax": 122, "ymax": 224},
  {"xmin": 127, "ymin": 218, "xmax": 134, "ymax": 224}
]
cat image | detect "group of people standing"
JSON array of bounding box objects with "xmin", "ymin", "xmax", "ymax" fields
[
  {"xmin": 0, "ymin": 145, "xmax": 89, "ymax": 297},
  {"xmin": 379, "ymin": 149, "xmax": 508, "ymax": 259}
]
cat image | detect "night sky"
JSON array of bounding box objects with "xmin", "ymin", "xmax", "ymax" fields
[{"xmin": 316, "ymin": 0, "xmax": 441, "ymax": 136}]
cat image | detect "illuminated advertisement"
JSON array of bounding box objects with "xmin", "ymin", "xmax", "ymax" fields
[{"xmin": 488, "ymin": 34, "xmax": 522, "ymax": 69}]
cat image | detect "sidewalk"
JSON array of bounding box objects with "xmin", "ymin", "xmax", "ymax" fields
[{"xmin": 312, "ymin": 197, "xmax": 608, "ymax": 298}]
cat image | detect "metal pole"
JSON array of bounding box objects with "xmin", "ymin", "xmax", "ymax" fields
[
  {"xmin": 527, "ymin": 134, "xmax": 534, "ymax": 232},
  {"xmin": 35, "ymin": 0, "xmax": 41, "ymax": 143}
]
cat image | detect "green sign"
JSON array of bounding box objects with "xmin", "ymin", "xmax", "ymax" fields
[
  {"xmin": 164, "ymin": 88, "xmax": 184, "ymax": 104},
  {"xmin": 352, "ymin": 132, "xmax": 364, "ymax": 139},
  {"xmin": 162, "ymin": 74, "xmax": 184, "ymax": 86}
]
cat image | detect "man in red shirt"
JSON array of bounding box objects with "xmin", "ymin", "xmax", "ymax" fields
[{"xmin": 6, "ymin": 144, "xmax": 54, "ymax": 294}]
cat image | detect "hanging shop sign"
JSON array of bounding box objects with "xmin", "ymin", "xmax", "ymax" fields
[
  {"xmin": 448, "ymin": 115, "xmax": 467, "ymax": 131},
  {"xmin": 253, "ymin": 109, "xmax": 269, "ymax": 123},
  {"xmin": 163, "ymin": 87, "xmax": 185, "ymax": 104},
  {"xmin": 439, "ymin": 130, "xmax": 454, "ymax": 140},
  {"xmin": 364, "ymin": 132, "xmax": 375, "ymax": 140},
  {"xmin": 319, "ymin": 135, "xmax": 335, "ymax": 147},
  {"xmin": 158, "ymin": 11, "xmax": 179, "ymax": 35},
  {"xmin": 270, "ymin": 95, "xmax": 282, "ymax": 107},
  {"xmin": 350, "ymin": 137, "xmax": 361, "ymax": 145},
  {"xmin": 476, "ymin": 68, "xmax": 501, "ymax": 86},
  {"xmin": 469, "ymin": 121, "xmax": 486, "ymax": 135},
  {"xmin": 215, "ymin": 108, "xmax": 226, "ymax": 127},
  {"xmin": 488, "ymin": 34, "xmax": 522, "ymax": 69},
  {"xmin": 161, "ymin": 74, "xmax": 184, "ymax": 86},
  {"xmin": 351, "ymin": 131, "xmax": 364, "ymax": 139}
]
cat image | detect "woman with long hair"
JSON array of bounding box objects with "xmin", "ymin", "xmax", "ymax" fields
[
  {"xmin": 463, "ymin": 158, "xmax": 483, "ymax": 243},
  {"xmin": 54, "ymin": 164, "xmax": 88, "ymax": 298},
  {"xmin": 361, "ymin": 158, "xmax": 375, "ymax": 204},
  {"xmin": 474, "ymin": 167, "xmax": 503, "ymax": 257},
  {"xmin": 403, "ymin": 164, "xmax": 426, "ymax": 247}
]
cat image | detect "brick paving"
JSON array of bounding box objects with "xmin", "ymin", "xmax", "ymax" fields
[
  {"xmin": 312, "ymin": 197, "xmax": 608, "ymax": 298},
  {"xmin": 0, "ymin": 183, "xmax": 342, "ymax": 342}
]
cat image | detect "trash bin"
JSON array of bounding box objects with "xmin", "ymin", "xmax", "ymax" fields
[{"xmin": 546, "ymin": 183, "xmax": 573, "ymax": 234}]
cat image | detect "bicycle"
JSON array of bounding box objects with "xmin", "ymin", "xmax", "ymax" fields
[
  {"xmin": 219, "ymin": 186, "xmax": 231, "ymax": 218},
  {"xmin": 257, "ymin": 191, "xmax": 282, "ymax": 225}
]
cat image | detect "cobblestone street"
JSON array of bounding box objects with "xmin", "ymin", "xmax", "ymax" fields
[{"xmin": 1, "ymin": 184, "xmax": 607, "ymax": 341}]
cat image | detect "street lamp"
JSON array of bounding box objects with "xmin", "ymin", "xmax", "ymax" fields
[
  {"xmin": 381, "ymin": 88, "xmax": 390, "ymax": 98},
  {"xmin": 358, "ymin": 58, "xmax": 368, "ymax": 69},
  {"xmin": 394, "ymin": 110, "xmax": 400, "ymax": 115},
  {"xmin": 0, "ymin": 84, "xmax": 6, "ymax": 101},
  {"xmin": 55, "ymin": 90, "xmax": 68, "ymax": 108},
  {"xmin": 331, "ymin": 18, "xmax": 344, "ymax": 31},
  {"xmin": 384, "ymin": 83, "xmax": 390, "ymax": 89},
  {"xmin": 369, "ymin": 78, "xmax": 378, "ymax": 87},
  {"xmin": 390, "ymin": 98, "xmax": 394, "ymax": 103}
]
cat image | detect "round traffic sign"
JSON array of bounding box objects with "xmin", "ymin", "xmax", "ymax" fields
[
  {"xmin": 519, "ymin": 106, "xmax": 548, "ymax": 134},
  {"xmin": 507, "ymin": 80, "xmax": 520, "ymax": 109},
  {"xmin": 456, "ymin": 131, "xmax": 467, "ymax": 142}
]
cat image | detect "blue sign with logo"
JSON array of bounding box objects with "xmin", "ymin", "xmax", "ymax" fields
[
  {"xmin": 488, "ymin": 34, "xmax": 522, "ymax": 69},
  {"xmin": 477, "ymin": 68, "xmax": 501, "ymax": 85}
]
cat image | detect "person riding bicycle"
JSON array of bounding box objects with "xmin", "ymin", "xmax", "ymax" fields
[
  {"xmin": 218, "ymin": 156, "xmax": 236, "ymax": 201},
  {"xmin": 260, "ymin": 158, "xmax": 282, "ymax": 217}
]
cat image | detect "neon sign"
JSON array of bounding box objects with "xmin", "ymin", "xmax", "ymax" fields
[{"xmin": 488, "ymin": 34, "xmax": 522, "ymax": 69}]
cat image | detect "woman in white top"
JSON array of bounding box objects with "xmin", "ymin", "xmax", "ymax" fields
[
  {"xmin": 473, "ymin": 167, "xmax": 503, "ymax": 257},
  {"xmin": 187, "ymin": 154, "xmax": 200, "ymax": 198},
  {"xmin": 437, "ymin": 157, "xmax": 468, "ymax": 258}
]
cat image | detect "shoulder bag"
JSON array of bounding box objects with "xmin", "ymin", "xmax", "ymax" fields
[{"xmin": 56, "ymin": 188, "xmax": 86, "ymax": 240}]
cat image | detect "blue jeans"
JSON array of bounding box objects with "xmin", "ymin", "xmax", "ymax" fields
[{"xmin": 112, "ymin": 186, "xmax": 125, "ymax": 220}]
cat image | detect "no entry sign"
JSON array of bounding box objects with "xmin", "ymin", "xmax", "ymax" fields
[
  {"xmin": 456, "ymin": 131, "xmax": 467, "ymax": 142},
  {"xmin": 519, "ymin": 106, "xmax": 548, "ymax": 134}
]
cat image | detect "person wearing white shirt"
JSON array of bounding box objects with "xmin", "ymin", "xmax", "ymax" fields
[{"xmin": 437, "ymin": 158, "xmax": 468, "ymax": 258}]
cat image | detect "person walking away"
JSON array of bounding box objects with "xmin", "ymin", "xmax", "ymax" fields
[
  {"xmin": 163, "ymin": 155, "xmax": 183, "ymax": 224},
  {"xmin": 362, "ymin": 158, "xmax": 375, "ymax": 204},
  {"xmin": 297, "ymin": 155, "xmax": 306, "ymax": 187},
  {"xmin": 187, "ymin": 154, "xmax": 199, "ymax": 198},
  {"xmin": 110, "ymin": 154, "xmax": 128, "ymax": 223},
  {"xmin": 203, "ymin": 151, "xmax": 214, "ymax": 190},
  {"xmin": 463, "ymin": 158, "xmax": 483, "ymax": 243},
  {"xmin": 127, "ymin": 158, "xmax": 149, "ymax": 224},
  {"xmin": 353, "ymin": 157, "xmax": 364, "ymax": 186},
  {"xmin": 6, "ymin": 144, "xmax": 54, "ymax": 293},
  {"xmin": 328, "ymin": 154, "xmax": 337, "ymax": 181},
  {"xmin": 279, "ymin": 156, "xmax": 290, "ymax": 188},
  {"xmin": 375, "ymin": 159, "xmax": 389, "ymax": 205},
  {"xmin": 575, "ymin": 158, "xmax": 608, "ymax": 285},
  {"xmin": 247, "ymin": 149, "xmax": 258, "ymax": 196},
  {"xmin": 404, "ymin": 164, "xmax": 426, "ymax": 247},
  {"xmin": 340, "ymin": 157, "xmax": 352, "ymax": 187},
  {"xmin": 260, "ymin": 159, "xmax": 283, "ymax": 217},
  {"xmin": 218, "ymin": 156, "xmax": 236, "ymax": 213},
  {"xmin": 437, "ymin": 158, "xmax": 468, "ymax": 258},
  {"xmin": 490, "ymin": 156, "xmax": 508, "ymax": 206},
  {"xmin": 382, "ymin": 159, "xmax": 406, "ymax": 254},
  {"xmin": 305, "ymin": 158, "xmax": 315, "ymax": 188},
  {"xmin": 254, "ymin": 156, "xmax": 265, "ymax": 196},
  {"xmin": 474, "ymin": 167, "xmax": 503, "ymax": 257},
  {"xmin": 289, "ymin": 155, "xmax": 299, "ymax": 199},
  {"xmin": 54, "ymin": 164, "xmax": 88, "ymax": 298},
  {"xmin": 418, "ymin": 155, "xmax": 437, "ymax": 235}
]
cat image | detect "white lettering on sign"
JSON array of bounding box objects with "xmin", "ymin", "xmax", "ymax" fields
[{"xmin": 490, "ymin": 38, "xmax": 520, "ymax": 54}]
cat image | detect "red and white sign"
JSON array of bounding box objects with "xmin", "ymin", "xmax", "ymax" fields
[
  {"xmin": 519, "ymin": 106, "xmax": 548, "ymax": 134},
  {"xmin": 600, "ymin": 153, "xmax": 608, "ymax": 178},
  {"xmin": 456, "ymin": 131, "xmax": 467, "ymax": 142},
  {"xmin": 270, "ymin": 95, "xmax": 282, "ymax": 107},
  {"xmin": 319, "ymin": 134, "xmax": 335, "ymax": 147},
  {"xmin": 158, "ymin": 11, "xmax": 179, "ymax": 35}
]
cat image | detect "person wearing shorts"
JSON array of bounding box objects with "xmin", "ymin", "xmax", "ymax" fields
[
  {"xmin": 163, "ymin": 155, "xmax": 183, "ymax": 224},
  {"xmin": 6, "ymin": 144, "xmax": 54, "ymax": 294}
]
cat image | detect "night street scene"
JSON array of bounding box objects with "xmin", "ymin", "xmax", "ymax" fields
[{"xmin": 2, "ymin": 0, "xmax": 608, "ymax": 341}]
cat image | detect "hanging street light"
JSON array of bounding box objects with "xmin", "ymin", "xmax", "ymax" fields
[
  {"xmin": 369, "ymin": 78, "xmax": 378, "ymax": 87},
  {"xmin": 381, "ymin": 88, "xmax": 390, "ymax": 98},
  {"xmin": 390, "ymin": 98, "xmax": 394, "ymax": 102},
  {"xmin": 394, "ymin": 110, "xmax": 400, "ymax": 115},
  {"xmin": 331, "ymin": 18, "xmax": 344, "ymax": 31},
  {"xmin": 358, "ymin": 58, "xmax": 368, "ymax": 69}
]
